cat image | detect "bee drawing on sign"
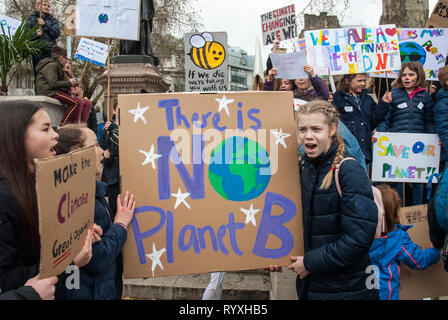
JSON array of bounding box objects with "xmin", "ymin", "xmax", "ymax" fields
[{"xmin": 188, "ymin": 32, "xmax": 226, "ymax": 70}]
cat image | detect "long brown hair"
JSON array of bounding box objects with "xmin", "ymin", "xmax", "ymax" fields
[
  {"xmin": 295, "ymin": 100, "xmax": 345, "ymax": 190},
  {"xmin": 0, "ymin": 101, "xmax": 43, "ymax": 263},
  {"xmin": 376, "ymin": 184, "xmax": 401, "ymax": 234}
]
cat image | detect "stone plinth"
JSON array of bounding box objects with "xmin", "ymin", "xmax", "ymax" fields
[
  {"xmin": 98, "ymin": 56, "xmax": 169, "ymax": 119},
  {"xmin": 0, "ymin": 96, "xmax": 65, "ymax": 127}
]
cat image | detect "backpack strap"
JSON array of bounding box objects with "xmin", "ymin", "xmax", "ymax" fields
[{"xmin": 334, "ymin": 157, "xmax": 357, "ymax": 196}]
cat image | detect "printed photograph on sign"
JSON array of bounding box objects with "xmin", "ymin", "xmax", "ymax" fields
[
  {"xmin": 118, "ymin": 91, "xmax": 303, "ymax": 279},
  {"xmin": 371, "ymin": 133, "xmax": 441, "ymax": 183},
  {"xmin": 305, "ymin": 25, "xmax": 401, "ymax": 76}
]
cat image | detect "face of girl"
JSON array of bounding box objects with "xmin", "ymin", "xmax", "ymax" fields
[
  {"xmin": 24, "ymin": 109, "xmax": 59, "ymax": 171},
  {"xmin": 294, "ymin": 78, "xmax": 311, "ymax": 91},
  {"xmin": 279, "ymin": 79, "xmax": 293, "ymax": 91},
  {"xmin": 82, "ymin": 128, "xmax": 104, "ymax": 177},
  {"xmin": 297, "ymin": 113, "xmax": 336, "ymax": 159},
  {"xmin": 349, "ymin": 74, "xmax": 368, "ymax": 95},
  {"xmin": 401, "ymin": 67, "xmax": 418, "ymax": 91}
]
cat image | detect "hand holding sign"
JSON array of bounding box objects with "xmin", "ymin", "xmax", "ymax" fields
[
  {"xmin": 73, "ymin": 229, "xmax": 93, "ymax": 268},
  {"xmin": 114, "ymin": 191, "xmax": 136, "ymax": 228},
  {"xmin": 25, "ymin": 275, "xmax": 58, "ymax": 300}
]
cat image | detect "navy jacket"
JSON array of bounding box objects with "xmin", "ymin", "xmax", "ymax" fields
[
  {"xmin": 56, "ymin": 182, "xmax": 127, "ymax": 300},
  {"xmin": 0, "ymin": 178, "xmax": 39, "ymax": 294},
  {"xmin": 333, "ymin": 89, "xmax": 389, "ymax": 163},
  {"xmin": 376, "ymin": 87, "xmax": 435, "ymax": 134},
  {"xmin": 434, "ymin": 88, "xmax": 448, "ymax": 161},
  {"xmin": 25, "ymin": 11, "xmax": 60, "ymax": 55},
  {"xmin": 100, "ymin": 122, "xmax": 119, "ymax": 186},
  {"xmin": 298, "ymin": 144, "xmax": 378, "ymax": 300}
]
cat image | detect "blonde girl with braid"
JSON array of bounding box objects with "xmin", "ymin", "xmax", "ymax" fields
[{"xmin": 291, "ymin": 100, "xmax": 379, "ymax": 300}]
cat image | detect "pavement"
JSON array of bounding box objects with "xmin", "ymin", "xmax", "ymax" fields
[{"xmin": 123, "ymin": 267, "xmax": 298, "ymax": 300}]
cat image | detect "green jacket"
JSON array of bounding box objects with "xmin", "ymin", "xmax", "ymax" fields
[{"xmin": 35, "ymin": 57, "xmax": 71, "ymax": 97}]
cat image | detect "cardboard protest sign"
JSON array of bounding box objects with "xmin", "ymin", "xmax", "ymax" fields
[
  {"xmin": 398, "ymin": 205, "xmax": 448, "ymax": 300},
  {"xmin": 184, "ymin": 32, "xmax": 228, "ymax": 92},
  {"xmin": 74, "ymin": 37, "xmax": 109, "ymax": 66},
  {"xmin": 0, "ymin": 14, "xmax": 21, "ymax": 38},
  {"xmin": 260, "ymin": 4, "xmax": 296, "ymax": 46},
  {"xmin": 371, "ymin": 28, "xmax": 448, "ymax": 81},
  {"xmin": 426, "ymin": 0, "xmax": 448, "ymax": 28},
  {"xmin": 305, "ymin": 25, "xmax": 401, "ymax": 76},
  {"xmin": 270, "ymin": 51, "xmax": 308, "ymax": 80},
  {"xmin": 372, "ymin": 133, "xmax": 441, "ymax": 183},
  {"xmin": 118, "ymin": 91, "xmax": 303, "ymax": 278},
  {"xmin": 76, "ymin": 0, "xmax": 140, "ymax": 40},
  {"xmin": 36, "ymin": 146, "xmax": 96, "ymax": 278}
]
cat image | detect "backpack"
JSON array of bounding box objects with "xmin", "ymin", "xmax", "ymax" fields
[
  {"xmin": 427, "ymin": 167, "xmax": 448, "ymax": 233},
  {"xmin": 334, "ymin": 157, "xmax": 385, "ymax": 240}
]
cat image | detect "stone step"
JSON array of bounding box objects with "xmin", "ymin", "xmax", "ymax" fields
[
  {"xmin": 0, "ymin": 96, "xmax": 65, "ymax": 127},
  {"xmin": 123, "ymin": 271, "xmax": 271, "ymax": 300}
]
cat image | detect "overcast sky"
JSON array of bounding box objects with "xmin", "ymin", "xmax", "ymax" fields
[{"xmin": 196, "ymin": 0, "xmax": 438, "ymax": 63}]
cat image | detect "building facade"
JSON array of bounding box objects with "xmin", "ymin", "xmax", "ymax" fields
[{"xmin": 227, "ymin": 46, "xmax": 254, "ymax": 92}]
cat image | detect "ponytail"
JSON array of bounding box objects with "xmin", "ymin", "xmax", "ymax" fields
[{"xmin": 320, "ymin": 134, "xmax": 345, "ymax": 190}]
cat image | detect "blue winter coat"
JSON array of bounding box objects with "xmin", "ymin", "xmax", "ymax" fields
[
  {"xmin": 56, "ymin": 182, "xmax": 127, "ymax": 300},
  {"xmin": 25, "ymin": 11, "xmax": 60, "ymax": 55},
  {"xmin": 298, "ymin": 144, "xmax": 379, "ymax": 300},
  {"xmin": 369, "ymin": 224, "xmax": 440, "ymax": 300},
  {"xmin": 333, "ymin": 89, "xmax": 389, "ymax": 163},
  {"xmin": 434, "ymin": 88, "xmax": 448, "ymax": 161},
  {"xmin": 376, "ymin": 87, "xmax": 435, "ymax": 134}
]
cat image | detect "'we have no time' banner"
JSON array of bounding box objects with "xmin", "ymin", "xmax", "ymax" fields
[
  {"xmin": 305, "ymin": 25, "xmax": 401, "ymax": 76},
  {"xmin": 372, "ymin": 133, "xmax": 441, "ymax": 183}
]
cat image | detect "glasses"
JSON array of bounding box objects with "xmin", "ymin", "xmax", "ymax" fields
[{"xmin": 400, "ymin": 54, "xmax": 425, "ymax": 62}]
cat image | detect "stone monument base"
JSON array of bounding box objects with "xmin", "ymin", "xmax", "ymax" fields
[{"xmin": 98, "ymin": 55, "xmax": 169, "ymax": 119}]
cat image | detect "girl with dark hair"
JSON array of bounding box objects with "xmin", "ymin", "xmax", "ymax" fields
[
  {"xmin": 332, "ymin": 73, "xmax": 391, "ymax": 165},
  {"xmin": 369, "ymin": 184, "xmax": 440, "ymax": 300},
  {"xmin": 54, "ymin": 124, "xmax": 135, "ymax": 300},
  {"xmin": 376, "ymin": 62, "xmax": 435, "ymax": 205},
  {"xmin": 290, "ymin": 100, "xmax": 379, "ymax": 300},
  {"xmin": 0, "ymin": 101, "xmax": 93, "ymax": 297}
]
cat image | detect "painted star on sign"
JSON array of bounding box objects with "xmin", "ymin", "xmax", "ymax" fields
[
  {"xmin": 271, "ymin": 128, "xmax": 291, "ymax": 149},
  {"xmin": 215, "ymin": 95, "xmax": 234, "ymax": 117},
  {"xmin": 171, "ymin": 188, "xmax": 191, "ymax": 210},
  {"xmin": 129, "ymin": 102, "xmax": 150, "ymax": 124},
  {"xmin": 139, "ymin": 144, "xmax": 162, "ymax": 169},
  {"xmin": 240, "ymin": 204, "xmax": 260, "ymax": 227},
  {"xmin": 145, "ymin": 242, "xmax": 166, "ymax": 277}
]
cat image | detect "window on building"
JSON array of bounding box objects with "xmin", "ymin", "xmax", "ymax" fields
[{"xmin": 15, "ymin": 74, "xmax": 22, "ymax": 89}]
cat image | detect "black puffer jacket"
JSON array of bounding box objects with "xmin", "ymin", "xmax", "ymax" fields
[
  {"xmin": 0, "ymin": 178, "xmax": 39, "ymax": 294},
  {"xmin": 298, "ymin": 144, "xmax": 379, "ymax": 300},
  {"xmin": 376, "ymin": 87, "xmax": 434, "ymax": 134},
  {"xmin": 333, "ymin": 89, "xmax": 389, "ymax": 163}
]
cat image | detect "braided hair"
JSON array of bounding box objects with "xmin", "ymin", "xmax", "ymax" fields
[{"xmin": 295, "ymin": 100, "xmax": 346, "ymax": 190}]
